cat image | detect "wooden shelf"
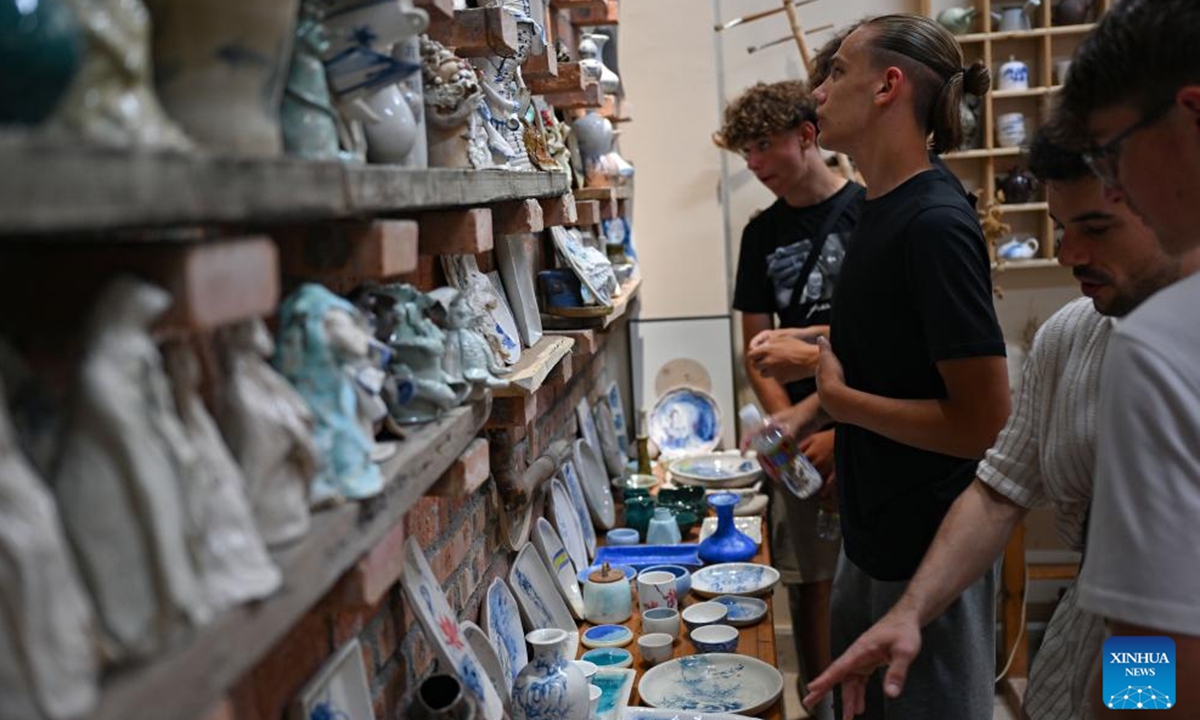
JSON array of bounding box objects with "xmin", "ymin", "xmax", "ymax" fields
[
  {"xmin": 541, "ymin": 275, "xmax": 641, "ymax": 330},
  {"xmin": 493, "ymin": 334, "xmax": 575, "ymax": 397},
  {"xmin": 88, "ymin": 400, "xmax": 491, "ymax": 720},
  {"xmin": 954, "ymin": 23, "xmax": 1096, "ymax": 43},
  {"xmin": 943, "ymin": 147, "xmax": 1023, "ymax": 160},
  {"xmin": 992, "ymin": 86, "xmax": 1060, "ymax": 99},
  {"xmin": 998, "ymin": 202, "xmax": 1049, "ymax": 213},
  {"xmin": 992, "ymin": 258, "xmax": 1064, "ymax": 270},
  {"xmin": 0, "ymin": 136, "xmax": 570, "ymax": 236}
]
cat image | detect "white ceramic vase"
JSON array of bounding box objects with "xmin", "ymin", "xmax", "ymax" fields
[
  {"xmin": 363, "ymin": 83, "xmax": 421, "ymax": 164},
  {"xmin": 512, "ymin": 629, "xmax": 589, "ymax": 720},
  {"xmin": 578, "ymin": 33, "xmax": 619, "ymax": 94}
]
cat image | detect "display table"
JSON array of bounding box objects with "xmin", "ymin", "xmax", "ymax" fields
[{"xmin": 577, "ymin": 514, "xmax": 784, "ymax": 719}]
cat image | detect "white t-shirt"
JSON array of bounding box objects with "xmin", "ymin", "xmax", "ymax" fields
[
  {"xmin": 1079, "ymin": 271, "xmax": 1200, "ymax": 635},
  {"xmin": 978, "ymin": 297, "xmax": 1111, "ymax": 720}
]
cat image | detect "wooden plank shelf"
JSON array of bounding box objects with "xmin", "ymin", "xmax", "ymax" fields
[
  {"xmin": 942, "ymin": 146, "xmax": 1023, "ymax": 160},
  {"xmin": 992, "ymin": 86, "xmax": 1060, "ymax": 99},
  {"xmin": 573, "ymin": 187, "xmax": 617, "ymax": 203},
  {"xmin": 997, "ymin": 202, "xmax": 1049, "ymax": 213},
  {"xmin": 542, "ymin": 83, "xmax": 604, "ymax": 110},
  {"xmin": 992, "ymin": 258, "xmax": 1064, "ymax": 271},
  {"xmin": 493, "ymin": 334, "xmax": 574, "ymax": 397},
  {"xmin": 0, "ymin": 137, "xmax": 570, "ymax": 236},
  {"xmin": 954, "ymin": 23, "xmax": 1096, "ymax": 43},
  {"xmin": 88, "ymin": 398, "xmax": 492, "ymax": 720},
  {"xmin": 540, "ymin": 275, "xmax": 641, "ymax": 330}
]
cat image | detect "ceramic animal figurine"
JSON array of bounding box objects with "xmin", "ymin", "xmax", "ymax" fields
[
  {"xmin": 54, "ymin": 277, "xmax": 210, "ymax": 662},
  {"xmin": 428, "ymin": 286, "xmax": 510, "ymax": 395},
  {"xmin": 282, "ymin": 1, "xmax": 341, "ymax": 159},
  {"xmin": 217, "ymin": 319, "xmax": 318, "ymax": 548},
  {"xmin": 421, "ymin": 34, "xmax": 492, "ymax": 169},
  {"xmin": 371, "ymin": 284, "xmax": 463, "ymax": 425},
  {"xmin": 50, "ymin": 0, "xmax": 192, "ymax": 149},
  {"xmin": 936, "ymin": 6, "xmax": 979, "ymax": 35},
  {"xmin": 0, "ymin": 376, "xmax": 97, "ymax": 720},
  {"xmin": 472, "ymin": 0, "xmax": 541, "ymax": 169},
  {"xmin": 540, "ymin": 106, "xmax": 573, "ymax": 175},
  {"xmin": 165, "ymin": 342, "xmax": 282, "ymax": 612},
  {"xmin": 275, "ymin": 284, "xmax": 383, "ymax": 506},
  {"xmin": 442, "ymin": 255, "xmax": 522, "ymax": 365},
  {"xmin": 578, "ymin": 32, "xmax": 619, "ymax": 94},
  {"xmin": 0, "ymin": 0, "xmax": 81, "ymax": 125}
]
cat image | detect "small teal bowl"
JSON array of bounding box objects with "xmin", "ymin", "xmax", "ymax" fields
[
  {"xmin": 580, "ymin": 647, "xmax": 634, "ymax": 669},
  {"xmin": 606, "ymin": 528, "xmax": 640, "ymax": 546},
  {"xmin": 578, "ymin": 563, "xmax": 637, "ymax": 585},
  {"xmin": 690, "ymin": 624, "xmax": 739, "ymax": 653},
  {"xmin": 640, "ymin": 563, "xmax": 692, "ymax": 598}
]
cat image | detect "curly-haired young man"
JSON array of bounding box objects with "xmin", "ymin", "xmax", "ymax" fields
[{"xmin": 717, "ymin": 79, "xmax": 865, "ymax": 719}]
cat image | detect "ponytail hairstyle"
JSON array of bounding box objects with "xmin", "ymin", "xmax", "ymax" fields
[{"xmin": 860, "ymin": 14, "xmax": 990, "ymax": 153}]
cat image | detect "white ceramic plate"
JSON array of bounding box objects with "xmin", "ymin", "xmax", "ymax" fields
[
  {"xmin": 691, "ymin": 563, "xmax": 780, "ymax": 599},
  {"xmin": 650, "ymin": 387, "xmax": 722, "ymax": 459},
  {"xmin": 509, "ymin": 543, "xmax": 579, "ymax": 658},
  {"xmin": 560, "ymin": 459, "xmax": 597, "ymax": 558},
  {"xmin": 481, "ymin": 578, "xmax": 527, "ymax": 689},
  {"xmin": 574, "ymin": 438, "xmax": 616, "ymax": 530},
  {"xmin": 711, "ymin": 595, "xmax": 769, "ymax": 628},
  {"xmin": 548, "ymin": 477, "xmax": 589, "ymax": 574},
  {"xmin": 289, "ymin": 638, "xmax": 373, "ymax": 720},
  {"xmin": 577, "ymin": 396, "xmax": 603, "ymax": 460},
  {"xmin": 593, "ymin": 667, "xmax": 637, "ymax": 720},
  {"xmin": 460, "ymin": 621, "xmax": 511, "ymax": 710},
  {"xmin": 594, "ymin": 399, "xmax": 626, "ymax": 477},
  {"xmin": 606, "ymin": 380, "xmax": 630, "ymax": 458},
  {"xmin": 401, "ymin": 538, "xmax": 504, "ymax": 720},
  {"xmin": 532, "ymin": 517, "xmax": 586, "ymax": 619},
  {"xmin": 638, "ymin": 653, "xmax": 783, "ymax": 716},
  {"xmin": 495, "ymin": 233, "xmax": 543, "ymax": 348},
  {"xmin": 669, "ymin": 454, "xmax": 761, "ymax": 489},
  {"xmin": 622, "ymin": 708, "xmax": 756, "ymax": 720},
  {"xmin": 699, "ymin": 516, "xmax": 763, "ymax": 546}
]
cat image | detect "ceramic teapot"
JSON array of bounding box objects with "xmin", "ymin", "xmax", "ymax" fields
[
  {"xmin": 1054, "ymin": 0, "xmax": 1095, "ymax": 25},
  {"xmin": 937, "ymin": 6, "xmax": 979, "ymax": 35},
  {"xmin": 998, "ymin": 166, "xmax": 1039, "ymax": 204},
  {"xmin": 991, "ymin": 0, "xmax": 1041, "ymax": 32},
  {"xmin": 997, "ymin": 234, "xmax": 1040, "ymax": 260}
]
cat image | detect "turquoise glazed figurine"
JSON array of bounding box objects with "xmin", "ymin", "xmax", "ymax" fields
[
  {"xmin": 282, "ymin": 0, "xmax": 340, "ymax": 159},
  {"xmin": 0, "ymin": 0, "xmax": 81, "ymax": 124},
  {"xmin": 698, "ymin": 492, "xmax": 757, "ymax": 563},
  {"xmin": 274, "ymin": 284, "xmax": 382, "ymax": 506},
  {"xmin": 373, "ymin": 284, "xmax": 462, "ymax": 425}
]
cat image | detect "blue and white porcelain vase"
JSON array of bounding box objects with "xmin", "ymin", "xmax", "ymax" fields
[
  {"xmin": 645, "ymin": 506, "xmax": 681, "ymax": 545},
  {"xmin": 512, "ymin": 628, "xmax": 588, "ymax": 720},
  {"xmin": 698, "ymin": 492, "xmax": 757, "ymax": 563}
]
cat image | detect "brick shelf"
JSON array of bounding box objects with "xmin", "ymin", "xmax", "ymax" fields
[
  {"xmin": 0, "ymin": 135, "xmax": 570, "ymax": 236},
  {"xmin": 88, "ymin": 398, "xmax": 491, "ymax": 720}
]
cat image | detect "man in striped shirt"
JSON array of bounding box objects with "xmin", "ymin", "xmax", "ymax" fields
[{"xmin": 804, "ymin": 121, "xmax": 1183, "ymax": 720}]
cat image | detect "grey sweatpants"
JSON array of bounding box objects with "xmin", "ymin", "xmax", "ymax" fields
[{"xmin": 830, "ymin": 551, "xmax": 997, "ymax": 720}]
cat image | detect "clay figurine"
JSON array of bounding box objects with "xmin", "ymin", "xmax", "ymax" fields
[
  {"xmin": 282, "ymin": 0, "xmax": 341, "ymax": 159},
  {"xmin": 428, "ymin": 286, "xmax": 510, "ymax": 395},
  {"xmin": 275, "ymin": 284, "xmax": 383, "ymax": 506},
  {"xmin": 0, "ymin": 372, "xmax": 98, "ymax": 720},
  {"xmin": 472, "ymin": 0, "xmax": 542, "ymax": 169},
  {"xmin": 421, "ymin": 34, "xmax": 492, "ymax": 169},
  {"xmin": 54, "ymin": 277, "xmax": 209, "ymax": 662},
  {"xmin": 217, "ymin": 319, "xmax": 319, "ymax": 547},
  {"xmin": 372, "ymin": 284, "xmax": 463, "ymax": 425},
  {"xmin": 442, "ymin": 255, "xmax": 522, "ymax": 365},
  {"xmin": 165, "ymin": 342, "xmax": 282, "ymax": 613}
]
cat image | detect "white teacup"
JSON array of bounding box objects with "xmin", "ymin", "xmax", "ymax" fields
[
  {"xmin": 642, "ymin": 607, "xmax": 681, "ymax": 639},
  {"xmin": 638, "ymin": 632, "xmax": 674, "ymax": 666},
  {"xmin": 637, "ymin": 571, "xmax": 678, "ymax": 613}
]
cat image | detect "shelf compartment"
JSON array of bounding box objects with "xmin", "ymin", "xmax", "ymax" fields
[
  {"xmin": 943, "ymin": 147, "xmax": 1023, "ymax": 160},
  {"xmin": 992, "ymin": 86, "xmax": 1061, "ymax": 99}
]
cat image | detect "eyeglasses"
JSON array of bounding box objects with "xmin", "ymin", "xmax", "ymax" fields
[{"xmin": 1082, "ymin": 100, "xmax": 1174, "ymax": 189}]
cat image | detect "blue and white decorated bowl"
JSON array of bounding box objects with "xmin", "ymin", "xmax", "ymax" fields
[
  {"xmin": 711, "ymin": 595, "xmax": 769, "ymax": 627},
  {"xmin": 689, "ymin": 624, "xmax": 739, "ymax": 654},
  {"xmin": 582, "ymin": 624, "xmax": 635, "ymax": 649},
  {"xmin": 637, "ymin": 653, "xmax": 784, "ymax": 715},
  {"xmin": 691, "ymin": 563, "xmax": 780, "ymax": 598},
  {"xmin": 668, "ymin": 453, "xmax": 761, "ymax": 489}
]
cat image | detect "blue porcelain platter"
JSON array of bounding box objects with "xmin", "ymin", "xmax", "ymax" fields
[
  {"xmin": 581, "ymin": 647, "xmax": 634, "ymax": 669},
  {"xmin": 711, "ymin": 595, "xmax": 769, "ymax": 627},
  {"xmin": 582, "ymin": 624, "xmax": 634, "ymax": 649},
  {"xmin": 637, "ymin": 653, "xmax": 783, "ymax": 715},
  {"xmin": 649, "ymin": 387, "xmax": 721, "ymax": 459},
  {"xmin": 593, "ymin": 544, "xmax": 702, "ymax": 572},
  {"xmin": 690, "ymin": 563, "xmax": 780, "ymax": 598}
]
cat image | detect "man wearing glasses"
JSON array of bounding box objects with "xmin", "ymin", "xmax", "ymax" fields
[{"xmin": 1060, "ymin": 0, "xmax": 1200, "ymax": 713}]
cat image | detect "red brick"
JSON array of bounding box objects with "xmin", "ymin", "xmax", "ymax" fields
[
  {"xmin": 237, "ymin": 606, "xmax": 330, "ymax": 720},
  {"xmin": 368, "ymin": 604, "xmax": 399, "ymax": 670},
  {"xmin": 344, "ymin": 519, "xmax": 407, "ymax": 607}
]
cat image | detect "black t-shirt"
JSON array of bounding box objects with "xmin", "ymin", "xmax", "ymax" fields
[
  {"xmin": 830, "ymin": 169, "xmax": 1004, "ymax": 581},
  {"xmin": 732, "ymin": 182, "xmax": 866, "ymax": 403}
]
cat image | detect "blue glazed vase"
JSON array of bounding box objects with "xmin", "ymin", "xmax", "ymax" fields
[
  {"xmin": 0, "ymin": 0, "xmax": 81, "ymax": 124},
  {"xmin": 698, "ymin": 492, "xmax": 757, "ymax": 564},
  {"xmin": 512, "ymin": 628, "xmax": 588, "ymax": 720}
]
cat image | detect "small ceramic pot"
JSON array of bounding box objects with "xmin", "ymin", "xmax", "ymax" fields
[
  {"xmin": 998, "ymin": 56, "xmax": 1029, "ymax": 91},
  {"xmin": 690, "ymin": 624, "xmax": 739, "ymax": 654},
  {"xmin": 636, "ymin": 570, "xmax": 678, "ymax": 613},
  {"xmin": 998, "ymin": 235, "xmax": 1040, "ymax": 259},
  {"xmin": 640, "ymin": 564, "xmax": 691, "ymax": 598},
  {"xmin": 605, "ymin": 528, "xmax": 640, "ymax": 546},
  {"xmin": 645, "ymin": 507, "xmax": 681, "ymax": 545},
  {"xmin": 999, "ymin": 166, "xmax": 1039, "ymax": 203},
  {"xmin": 584, "ymin": 563, "xmax": 633, "ymax": 624},
  {"xmin": 623, "ymin": 497, "xmax": 655, "ymax": 540},
  {"xmin": 996, "ymin": 112, "xmax": 1027, "ymax": 148},
  {"xmin": 642, "ymin": 607, "xmax": 681, "ymax": 639},
  {"xmin": 682, "ymin": 602, "xmax": 729, "ymax": 632},
  {"xmin": 0, "ymin": 0, "xmax": 80, "ymax": 125},
  {"xmin": 637, "ymin": 633, "xmax": 674, "ymax": 666}
]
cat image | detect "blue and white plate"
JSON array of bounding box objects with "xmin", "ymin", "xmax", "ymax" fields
[
  {"xmin": 691, "ymin": 563, "xmax": 780, "ymax": 598},
  {"xmin": 711, "ymin": 595, "xmax": 769, "ymax": 627},
  {"xmin": 509, "ymin": 544, "xmax": 579, "ymax": 658},
  {"xmin": 460, "ymin": 621, "xmax": 510, "ymax": 709},
  {"xmin": 669, "ymin": 453, "xmax": 760, "ymax": 489},
  {"xmin": 559, "ymin": 459, "xmax": 597, "ymax": 558},
  {"xmin": 593, "ymin": 668, "xmax": 637, "ymax": 720},
  {"xmin": 481, "ymin": 578, "xmax": 527, "ymax": 689},
  {"xmin": 574, "ymin": 438, "xmax": 616, "ymax": 529},
  {"xmin": 532, "ymin": 517, "xmax": 585, "ymax": 619},
  {"xmin": 649, "ymin": 387, "xmax": 722, "ymax": 459},
  {"xmin": 637, "ymin": 653, "xmax": 783, "ymax": 715},
  {"xmin": 606, "ymin": 380, "xmax": 630, "ymax": 458},
  {"xmin": 582, "ymin": 647, "xmax": 634, "ymax": 669},
  {"xmin": 582, "ymin": 624, "xmax": 634, "ymax": 649},
  {"xmin": 622, "ymin": 708, "xmax": 756, "ymax": 720},
  {"xmin": 548, "ymin": 477, "xmax": 589, "ymax": 575}
]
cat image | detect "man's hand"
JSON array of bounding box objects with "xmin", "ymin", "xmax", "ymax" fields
[
  {"xmin": 747, "ymin": 332, "xmax": 821, "ymax": 384},
  {"xmin": 799, "ymin": 428, "xmax": 835, "ymax": 479},
  {"xmin": 803, "ymin": 606, "xmax": 924, "ymax": 719},
  {"xmin": 814, "ymin": 336, "xmax": 848, "ymax": 420}
]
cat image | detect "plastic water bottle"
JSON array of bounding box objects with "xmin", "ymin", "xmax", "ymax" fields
[{"xmin": 738, "ymin": 404, "xmax": 823, "ymax": 499}]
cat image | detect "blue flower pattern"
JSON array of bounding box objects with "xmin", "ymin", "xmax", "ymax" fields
[
  {"xmin": 651, "ymin": 656, "xmax": 750, "ymax": 712},
  {"xmin": 698, "ymin": 565, "xmax": 767, "ymax": 594},
  {"xmin": 513, "ymin": 566, "xmax": 554, "ymax": 627},
  {"xmin": 416, "ymin": 585, "xmax": 489, "ymax": 705},
  {"xmin": 487, "ymin": 584, "xmax": 525, "ymax": 685}
]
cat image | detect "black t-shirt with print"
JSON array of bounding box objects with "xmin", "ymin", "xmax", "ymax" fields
[
  {"xmin": 732, "ymin": 181, "xmax": 866, "ymax": 403},
  {"xmin": 830, "ymin": 169, "xmax": 1005, "ymax": 581}
]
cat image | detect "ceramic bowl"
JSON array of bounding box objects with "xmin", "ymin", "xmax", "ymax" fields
[
  {"xmin": 577, "ymin": 563, "xmax": 637, "ymax": 585},
  {"xmin": 637, "ymin": 653, "xmax": 784, "ymax": 715},
  {"xmin": 637, "ymin": 632, "xmax": 674, "ymax": 666},
  {"xmin": 580, "ymin": 647, "xmax": 633, "ymax": 669},
  {"xmin": 582, "ymin": 624, "xmax": 634, "ymax": 649},
  {"xmin": 641, "ymin": 607, "xmax": 681, "ymax": 639},
  {"xmin": 669, "ymin": 453, "xmax": 760, "ymax": 488},
  {"xmin": 614, "ymin": 473, "xmax": 658, "ymax": 491},
  {"xmin": 691, "ymin": 562, "xmax": 781, "ymax": 598},
  {"xmin": 681, "ymin": 601, "xmax": 728, "ymax": 632},
  {"xmin": 640, "ymin": 564, "xmax": 692, "ymax": 599},
  {"xmin": 689, "ymin": 624, "xmax": 739, "ymax": 654},
  {"xmin": 606, "ymin": 528, "xmax": 640, "ymax": 546},
  {"xmin": 712, "ymin": 595, "xmax": 769, "ymax": 627}
]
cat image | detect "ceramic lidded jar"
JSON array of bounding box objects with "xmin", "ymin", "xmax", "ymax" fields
[
  {"xmin": 645, "ymin": 507, "xmax": 682, "ymax": 545},
  {"xmin": 512, "ymin": 628, "xmax": 589, "ymax": 720},
  {"xmin": 698, "ymin": 492, "xmax": 758, "ymax": 564},
  {"xmin": 583, "ymin": 562, "xmax": 632, "ymax": 624}
]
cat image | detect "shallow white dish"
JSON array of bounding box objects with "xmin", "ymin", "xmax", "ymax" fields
[
  {"xmin": 669, "ymin": 453, "xmax": 760, "ymax": 489},
  {"xmin": 289, "ymin": 638, "xmax": 373, "ymax": 720},
  {"xmin": 574, "ymin": 438, "xmax": 616, "ymax": 529},
  {"xmin": 650, "ymin": 387, "xmax": 722, "ymax": 459},
  {"xmin": 581, "ymin": 647, "xmax": 634, "ymax": 669},
  {"xmin": 638, "ymin": 653, "xmax": 783, "ymax": 716},
  {"xmin": 691, "ymin": 563, "xmax": 780, "ymax": 598},
  {"xmin": 622, "ymin": 708, "xmax": 756, "ymax": 720},
  {"xmin": 532, "ymin": 517, "xmax": 585, "ymax": 619},
  {"xmin": 548, "ymin": 477, "xmax": 589, "ymax": 575},
  {"xmin": 401, "ymin": 538, "xmax": 504, "ymax": 720},
  {"xmin": 509, "ymin": 543, "xmax": 579, "ymax": 658},
  {"xmin": 460, "ymin": 621, "xmax": 511, "ymax": 710},
  {"xmin": 560, "ymin": 459, "xmax": 598, "ymax": 558},
  {"xmin": 577, "ymin": 395, "xmax": 604, "ymax": 463},
  {"xmin": 712, "ymin": 595, "xmax": 769, "ymax": 628},
  {"xmin": 606, "ymin": 380, "xmax": 631, "ymax": 458},
  {"xmin": 699, "ymin": 516, "xmax": 763, "ymax": 546},
  {"xmin": 481, "ymin": 577, "xmax": 527, "ymax": 689},
  {"xmin": 732, "ymin": 494, "xmax": 769, "ymax": 517},
  {"xmin": 581, "ymin": 623, "xmax": 634, "ymax": 649},
  {"xmin": 593, "ymin": 667, "xmax": 637, "ymax": 720}
]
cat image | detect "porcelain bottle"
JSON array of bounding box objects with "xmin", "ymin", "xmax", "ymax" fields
[
  {"xmin": 411, "ymin": 674, "xmax": 477, "ymax": 720},
  {"xmin": 698, "ymin": 492, "xmax": 757, "ymax": 564},
  {"xmin": 512, "ymin": 628, "xmax": 588, "ymax": 720},
  {"xmin": 645, "ymin": 507, "xmax": 681, "ymax": 545},
  {"xmin": 583, "ymin": 562, "xmax": 632, "ymax": 624}
]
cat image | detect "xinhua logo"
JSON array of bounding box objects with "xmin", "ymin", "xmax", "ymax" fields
[{"xmin": 1103, "ymin": 636, "xmax": 1176, "ymax": 710}]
